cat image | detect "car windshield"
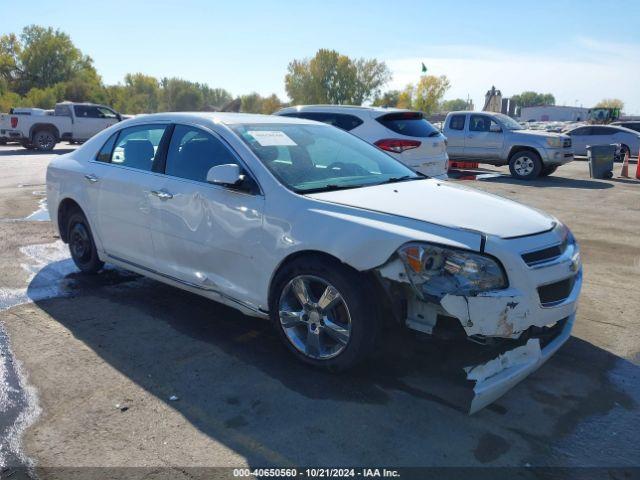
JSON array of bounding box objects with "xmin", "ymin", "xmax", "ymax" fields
[
  {"xmin": 494, "ymin": 113, "xmax": 523, "ymax": 130},
  {"xmin": 231, "ymin": 123, "xmax": 422, "ymax": 193}
]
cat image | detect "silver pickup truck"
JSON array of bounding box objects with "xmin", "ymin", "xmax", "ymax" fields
[{"xmin": 443, "ymin": 111, "xmax": 574, "ymax": 179}]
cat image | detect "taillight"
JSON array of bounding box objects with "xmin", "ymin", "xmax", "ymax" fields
[
  {"xmin": 10, "ymin": 117, "xmax": 18, "ymax": 129},
  {"xmin": 374, "ymin": 138, "xmax": 421, "ymax": 153}
]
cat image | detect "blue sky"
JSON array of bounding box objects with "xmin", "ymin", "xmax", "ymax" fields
[{"xmin": 2, "ymin": 0, "xmax": 639, "ymax": 113}]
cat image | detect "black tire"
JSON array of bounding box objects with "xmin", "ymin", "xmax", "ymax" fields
[
  {"xmin": 269, "ymin": 256, "xmax": 380, "ymax": 371},
  {"xmin": 508, "ymin": 150, "xmax": 543, "ymax": 179},
  {"xmin": 33, "ymin": 129, "xmax": 57, "ymax": 151},
  {"xmin": 540, "ymin": 165, "xmax": 558, "ymax": 177},
  {"xmin": 66, "ymin": 209, "xmax": 104, "ymax": 274}
]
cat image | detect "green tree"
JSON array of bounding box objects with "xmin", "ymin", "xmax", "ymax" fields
[
  {"xmin": 511, "ymin": 91, "xmax": 555, "ymax": 108},
  {"xmin": 397, "ymin": 84, "xmax": 414, "ymax": 109},
  {"xmin": 285, "ymin": 49, "xmax": 390, "ymax": 105},
  {"xmin": 595, "ymin": 98, "xmax": 624, "ymax": 110},
  {"xmin": 240, "ymin": 92, "xmax": 264, "ymax": 113},
  {"xmin": 373, "ymin": 89, "xmax": 400, "ymax": 107},
  {"xmin": 440, "ymin": 98, "xmax": 469, "ymax": 112},
  {"xmin": 202, "ymin": 87, "xmax": 232, "ymax": 110},
  {"xmin": 161, "ymin": 78, "xmax": 205, "ymax": 111},
  {"xmin": 15, "ymin": 25, "xmax": 96, "ymax": 93},
  {"xmin": 413, "ymin": 75, "xmax": 450, "ymax": 114},
  {"xmin": 260, "ymin": 94, "xmax": 283, "ymax": 114}
]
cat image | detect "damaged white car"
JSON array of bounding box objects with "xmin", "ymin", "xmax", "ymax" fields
[{"xmin": 47, "ymin": 113, "xmax": 582, "ymax": 413}]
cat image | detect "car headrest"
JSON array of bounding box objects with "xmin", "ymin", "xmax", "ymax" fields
[{"xmin": 124, "ymin": 139, "xmax": 155, "ymax": 169}]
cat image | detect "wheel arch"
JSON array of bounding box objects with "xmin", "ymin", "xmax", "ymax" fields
[
  {"xmin": 29, "ymin": 123, "xmax": 60, "ymax": 141},
  {"xmin": 57, "ymin": 197, "xmax": 85, "ymax": 243},
  {"xmin": 507, "ymin": 145, "xmax": 542, "ymax": 161},
  {"xmin": 267, "ymin": 249, "xmax": 394, "ymax": 324}
]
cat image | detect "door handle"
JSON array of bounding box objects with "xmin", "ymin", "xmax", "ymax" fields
[
  {"xmin": 151, "ymin": 190, "xmax": 173, "ymax": 200},
  {"xmin": 467, "ymin": 135, "xmax": 474, "ymax": 138},
  {"xmin": 84, "ymin": 174, "xmax": 99, "ymax": 183}
]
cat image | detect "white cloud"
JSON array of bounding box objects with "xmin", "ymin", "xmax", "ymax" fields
[{"xmin": 385, "ymin": 37, "xmax": 640, "ymax": 115}]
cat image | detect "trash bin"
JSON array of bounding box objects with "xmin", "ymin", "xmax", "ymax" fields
[{"xmin": 586, "ymin": 144, "xmax": 615, "ymax": 179}]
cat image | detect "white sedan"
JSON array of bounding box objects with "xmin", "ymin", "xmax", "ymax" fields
[
  {"xmin": 565, "ymin": 124, "xmax": 640, "ymax": 159},
  {"xmin": 47, "ymin": 112, "xmax": 582, "ymax": 413}
]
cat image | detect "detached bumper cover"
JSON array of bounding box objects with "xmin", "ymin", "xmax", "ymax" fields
[{"xmin": 465, "ymin": 313, "xmax": 574, "ymax": 413}]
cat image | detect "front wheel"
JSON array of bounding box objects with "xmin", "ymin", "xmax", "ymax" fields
[
  {"xmin": 66, "ymin": 210, "xmax": 104, "ymax": 274},
  {"xmin": 509, "ymin": 150, "xmax": 542, "ymax": 179},
  {"xmin": 270, "ymin": 257, "xmax": 380, "ymax": 371}
]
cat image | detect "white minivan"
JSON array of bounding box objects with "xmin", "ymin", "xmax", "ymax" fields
[
  {"xmin": 276, "ymin": 105, "xmax": 449, "ymax": 179},
  {"xmin": 47, "ymin": 112, "xmax": 581, "ymax": 412}
]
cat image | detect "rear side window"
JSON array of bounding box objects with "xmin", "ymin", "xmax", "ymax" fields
[
  {"xmin": 165, "ymin": 125, "xmax": 238, "ymax": 182},
  {"xmin": 54, "ymin": 104, "xmax": 72, "ymax": 117},
  {"xmin": 96, "ymin": 133, "xmax": 118, "ymax": 162},
  {"xmin": 449, "ymin": 114, "xmax": 466, "ymax": 131},
  {"xmin": 569, "ymin": 127, "xmax": 591, "ymax": 135},
  {"xmin": 591, "ymin": 126, "xmax": 616, "ymax": 135},
  {"xmin": 111, "ymin": 124, "xmax": 168, "ymax": 171},
  {"xmin": 376, "ymin": 112, "xmax": 439, "ymax": 137},
  {"xmin": 295, "ymin": 112, "xmax": 364, "ymax": 132},
  {"xmin": 74, "ymin": 105, "xmax": 101, "ymax": 118}
]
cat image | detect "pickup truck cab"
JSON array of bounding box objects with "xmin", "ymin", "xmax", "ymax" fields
[
  {"xmin": 0, "ymin": 102, "xmax": 122, "ymax": 151},
  {"xmin": 443, "ymin": 111, "xmax": 574, "ymax": 179}
]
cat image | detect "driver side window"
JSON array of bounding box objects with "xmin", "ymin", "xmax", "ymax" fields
[
  {"xmin": 165, "ymin": 125, "xmax": 239, "ymax": 183},
  {"xmin": 469, "ymin": 115, "xmax": 499, "ymax": 132}
]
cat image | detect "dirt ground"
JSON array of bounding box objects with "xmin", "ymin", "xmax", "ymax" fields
[{"xmin": 0, "ymin": 144, "xmax": 639, "ymax": 478}]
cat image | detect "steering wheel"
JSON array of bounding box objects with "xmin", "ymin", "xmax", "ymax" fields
[{"xmin": 326, "ymin": 162, "xmax": 370, "ymax": 176}]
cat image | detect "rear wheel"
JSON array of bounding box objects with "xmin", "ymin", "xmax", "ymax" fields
[
  {"xmin": 270, "ymin": 257, "xmax": 380, "ymax": 371},
  {"xmin": 540, "ymin": 165, "xmax": 558, "ymax": 177},
  {"xmin": 509, "ymin": 150, "xmax": 542, "ymax": 179},
  {"xmin": 33, "ymin": 130, "xmax": 57, "ymax": 151},
  {"xmin": 66, "ymin": 210, "xmax": 104, "ymax": 274}
]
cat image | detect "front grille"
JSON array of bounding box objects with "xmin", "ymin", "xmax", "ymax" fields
[
  {"xmin": 563, "ymin": 138, "xmax": 571, "ymax": 148},
  {"xmin": 522, "ymin": 242, "xmax": 565, "ymax": 266},
  {"xmin": 538, "ymin": 276, "xmax": 575, "ymax": 306}
]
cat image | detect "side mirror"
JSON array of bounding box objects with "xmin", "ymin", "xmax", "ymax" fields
[
  {"xmin": 207, "ymin": 164, "xmax": 243, "ymax": 186},
  {"xmin": 490, "ymin": 124, "xmax": 502, "ymax": 133},
  {"xmin": 116, "ymin": 113, "xmax": 122, "ymax": 121}
]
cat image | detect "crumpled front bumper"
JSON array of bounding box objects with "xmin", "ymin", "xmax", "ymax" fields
[
  {"xmin": 376, "ymin": 222, "xmax": 582, "ymax": 413},
  {"xmin": 466, "ymin": 313, "xmax": 574, "ymax": 413}
]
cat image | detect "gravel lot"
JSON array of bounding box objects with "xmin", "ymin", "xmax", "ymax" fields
[{"xmin": 0, "ymin": 144, "xmax": 638, "ymax": 478}]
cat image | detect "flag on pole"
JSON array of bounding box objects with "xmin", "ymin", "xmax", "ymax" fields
[{"xmin": 421, "ymin": 62, "xmax": 427, "ymax": 73}]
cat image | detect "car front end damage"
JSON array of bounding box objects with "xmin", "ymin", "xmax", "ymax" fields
[{"xmin": 375, "ymin": 222, "xmax": 582, "ymax": 413}]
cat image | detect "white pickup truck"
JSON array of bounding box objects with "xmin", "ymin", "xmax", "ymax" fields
[{"xmin": 0, "ymin": 102, "xmax": 123, "ymax": 151}]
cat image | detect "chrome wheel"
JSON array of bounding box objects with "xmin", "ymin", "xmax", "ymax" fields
[
  {"xmin": 278, "ymin": 275, "xmax": 351, "ymax": 360},
  {"xmin": 513, "ymin": 156, "xmax": 535, "ymax": 176}
]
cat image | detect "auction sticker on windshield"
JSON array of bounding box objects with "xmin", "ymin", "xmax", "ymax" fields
[{"xmin": 248, "ymin": 130, "xmax": 297, "ymax": 146}]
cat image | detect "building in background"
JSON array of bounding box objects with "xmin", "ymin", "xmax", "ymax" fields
[
  {"xmin": 483, "ymin": 86, "xmax": 502, "ymax": 113},
  {"xmin": 519, "ymin": 105, "xmax": 590, "ymax": 122}
]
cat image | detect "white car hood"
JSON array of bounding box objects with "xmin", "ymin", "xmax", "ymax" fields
[{"xmin": 307, "ymin": 179, "xmax": 555, "ymax": 238}]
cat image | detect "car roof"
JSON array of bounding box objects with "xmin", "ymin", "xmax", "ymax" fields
[
  {"xmin": 276, "ymin": 105, "xmax": 411, "ymax": 115},
  {"xmin": 121, "ymin": 111, "xmax": 323, "ymax": 127}
]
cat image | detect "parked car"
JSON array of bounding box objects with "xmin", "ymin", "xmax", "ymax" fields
[
  {"xmin": 47, "ymin": 112, "xmax": 582, "ymax": 413},
  {"xmin": 565, "ymin": 124, "xmax": 640, "ymax": 160},
  {"xmin": 275, "ymin": 105, "xmax": 448, "ymax": 179},
  {"xmin": 443, "ymin": 111, "xmax": 574, "ymax": 179},
  {"xmin": 0, "ymin": 101, "xmax": 122, "ymax": 151},
  {"xmin": 611, "ymin": 121, "xmax": 640, "ymax": 134}
]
